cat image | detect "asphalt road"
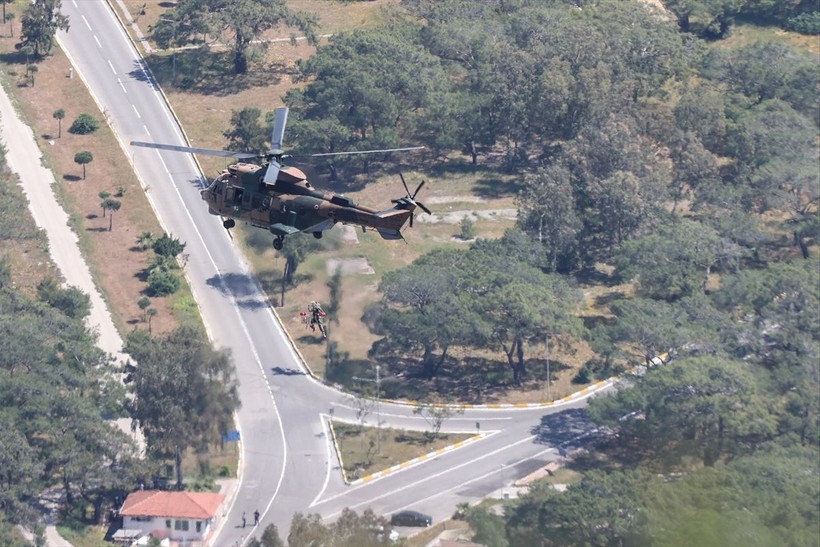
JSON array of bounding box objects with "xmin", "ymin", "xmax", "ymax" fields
[{"xmin": 53, "ymin": 2, "xmax": 613, "ymax": 545}]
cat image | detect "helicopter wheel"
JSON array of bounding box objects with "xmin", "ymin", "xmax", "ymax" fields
[
  {"xmin": 312, "ymin": 231, "xmax": 323, "ymax": 239},
  {"xmin": 272, "ymin": 237, "xmax": 284, "ymax": 250},
  {"xmin": 223, "ymin": 218, "xmax": 236, "ymax": 229}
]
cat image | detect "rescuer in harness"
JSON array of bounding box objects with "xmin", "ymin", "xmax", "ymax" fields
[{"xmin": 303, "ymin": 301, "xmax": 327, "ymax": 338}]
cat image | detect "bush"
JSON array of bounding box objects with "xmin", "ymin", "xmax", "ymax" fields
[
  {"xmin": 67, "ymin": 113, "xmax": 100, "ymax": 135},
  {"xmin": 152, "ymin": 233, "xmax": 186, "ymax": 258},
  {"xmin": 785, "ymin": 12, "xmax": 820, "ymax": 35},
  {"xmin": 36, "ymin": 278, "xmax": 91, "ymax": 319},
  {"xmin": 572, "ymin": 364, "xmax": 593, "ymax": 384},
  {"xmin": 459, "ymin": 216, "xmax": 476, "ymax": 240},
  {"xmin": 147, "ymin": 268, "xmax": 181, "ymax": 296}
]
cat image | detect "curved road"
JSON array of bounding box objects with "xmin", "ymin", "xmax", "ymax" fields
[{"xmin": 56, "ymin": 2, "xmax": 612, "ymax": 545}]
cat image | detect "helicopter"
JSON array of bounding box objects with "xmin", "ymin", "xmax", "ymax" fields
[{"xmin": 131, "ymin": 107, "xmax": 431, "ymax": 250}]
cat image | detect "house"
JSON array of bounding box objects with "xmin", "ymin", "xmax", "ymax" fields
[{"xmin": 114, "ymin": 490, "xmax": 224, "ymax": 545}]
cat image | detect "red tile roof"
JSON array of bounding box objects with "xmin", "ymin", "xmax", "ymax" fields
[{"xmin": 120, "ymin": 491, "xmax": 224, "ymax": 520}]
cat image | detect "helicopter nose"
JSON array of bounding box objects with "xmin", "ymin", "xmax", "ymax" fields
[{"xmin": 200, "ymin": 189, "xmax": 209, "ymax": 201}]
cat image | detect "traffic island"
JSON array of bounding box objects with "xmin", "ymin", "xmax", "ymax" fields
[{"xmin": 328, "ymin": 421, "xmax": 480, "ymax": 484}]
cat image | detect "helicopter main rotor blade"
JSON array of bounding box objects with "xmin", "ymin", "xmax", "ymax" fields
[
  {"xmin": 399, "ymin": 172, "xmax": 411, "ymax": 196},
  {"xmin": 412, "ymin": 180, "xmax": 425, "ymax": 199},
  {"xmin": 304, "ymin": 146, "xmax": 425, "ymax": 158},
  {"xmin": 263, "ymin": 160, "xmax": 281, "ymax": 185},
  {"xmin": 416, "ymin": 202, "xmax": 433, "ymax": 215},
  {"xmin": 270, "ymin": 107, "xmax": 288, "ymax": 155},
  {"xmin": 131, "ymin": 141, "xmax": 259, "ymax": 159}
]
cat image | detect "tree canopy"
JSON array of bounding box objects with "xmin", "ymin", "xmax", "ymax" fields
[
  {"xmin": 125, "ymin": 326, "xmax": 240, "ymax": 487},
  {"xmin": 19, "ymin": 0, "xmax": 69, "ymax": 57},
  {"xmin": 152, "ymin": 0, "xmax": 316, "ymax": 74}
]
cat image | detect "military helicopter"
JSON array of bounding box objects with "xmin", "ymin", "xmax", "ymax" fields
[{"xmin": 131, "ymin": 107, "xmax": 431, "ymax": 250}]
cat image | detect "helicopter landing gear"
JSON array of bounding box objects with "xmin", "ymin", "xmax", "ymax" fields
[
  {"xmin": 272, "ymin": 237, "xmax": 284, "ymax": 250},
  {"xmin": 312, "ymin": 231, "xmax": 323, "ymax": 239},
  {"xmin": 222, "ymin": 218, "xmax": 236, "ymax": 229}
]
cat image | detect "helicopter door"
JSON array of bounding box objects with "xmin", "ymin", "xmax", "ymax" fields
[{"xmin": 225, "ymin": 186, "xmax": 243, "ymax": 204}]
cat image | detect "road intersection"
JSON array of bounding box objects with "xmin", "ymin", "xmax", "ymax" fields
[{"xmin": 48, "ymin": 2, "xmax": 614, "ymax": 545}]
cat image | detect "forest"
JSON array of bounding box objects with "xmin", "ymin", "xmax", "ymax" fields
[
  {"xmin": 1, "ymin": 0, "xmax": 817, "ymax": 544},
  {"xmin": 277, "ymin": 0, "xmax": 819, "ymax": 543},
  {"xmin": 0, "ymin": 140, "xmax": 240, "ymax": 544}
]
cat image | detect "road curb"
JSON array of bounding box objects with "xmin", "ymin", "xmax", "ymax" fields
[
  {"xmin": 379, "ymin": 379, "xmax": 614, "ymax": 410},
  {"xmin": 325, "ymin": 418, "xmax": 350, "ymax": 485}
]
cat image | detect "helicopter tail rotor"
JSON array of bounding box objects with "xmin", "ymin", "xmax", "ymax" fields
[{"xmin": 393, "ymin": 173, "xmax": 431, "ymax": 228}]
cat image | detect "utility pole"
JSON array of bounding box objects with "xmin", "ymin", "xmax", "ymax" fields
[
  {"xmin": 352, "ymin": 364, "xmax": 381, "ymax": 454},
  {"xmin": 546, "ymin": 333, "xmax": 552, "ymax": 401}
]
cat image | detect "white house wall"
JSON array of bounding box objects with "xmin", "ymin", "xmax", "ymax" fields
[{"xmin": 123, "ymin": 515, "xmax": 216, "ymax": 543}]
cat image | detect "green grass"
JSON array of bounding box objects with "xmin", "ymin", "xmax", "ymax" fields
[{"xmin": 332, "ymin": 422, "xmax": 474, "ymax": 480}]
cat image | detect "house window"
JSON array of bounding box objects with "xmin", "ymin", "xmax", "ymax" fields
[
  {"xmin": 133, "ymin": 516, "xmax": 152, "ymax": 522},
  {"xmin": 196, "ymin": 521, "xmax": 202, "ymax": 533},
  {"xmin": 166, "ymin": 520, "xmax": 171, "ymax": 529},
  {"xmin": 174, "ymin": 520, "xmax": 189, "ymax": 531}
]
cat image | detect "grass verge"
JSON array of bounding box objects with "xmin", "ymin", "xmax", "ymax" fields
[{"xmin": 332, "ymin": 422, "xmax": 474, "ymax": 481}]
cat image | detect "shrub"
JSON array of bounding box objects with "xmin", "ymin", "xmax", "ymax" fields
[
  {"xmin": 147, "ymin": 268, "xmax": 181, "ymax": 296},
  {"xmin": 152, "ymin": 233, "xmax": 186, "ymax": 258},
  {"xmin": 68, "ymin": 113, "xmax": 100, "ymax": 135},
  {"xmin": 785, "ymin": 12, "xmax": 820, "ymax": 35},
  {"xmin": 459, "ymin": 216, "xmax": 476, "ymax": 240}
]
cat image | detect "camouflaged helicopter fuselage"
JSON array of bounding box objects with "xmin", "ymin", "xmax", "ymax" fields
[{"xmin": 201, "ymin": 163, "xmax": 412, "ymax": 237}]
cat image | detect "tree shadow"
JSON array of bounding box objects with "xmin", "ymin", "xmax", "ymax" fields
[
  {"xmin": 206, "ymin": 272, "xmax": 271, "ymax": 310},
  {"xmin": 64, "ymin": 174, "xmax": 81, "ymax": 182},
  {"xmin": 530, "ymin": 408, "xmax": 613, "ymax": 451},
  {"xmin": 473, "ymin": 175, "xmax": 519, "ymax": 199},
  {"xmin": 0, "ymin": 51, "xmax": 24, "ymax": 65},
  {"xmin": 296, "ymin": 333, "xmax": 325, "ymax": 345},
  {"xmin": 86, "ymin": 213, "xmax": 98, "ymax": 219},
  {"xmin": 143, "ymin": 49, "xmax": 288, "ymax": 96},
  {"xmin": 326, "ymin": 358, "xmax": 377, "ymax": 386},
  {"xmin": 575, "ymin": 266, "xmax": 621, "ymax": 287},
  {"xmin": 86, "ymin": 227, "xmax": 108, "ymax": 233},
  {"xmin": 393, "ymin": 433, "xmax": 430, "ymax": 446}
]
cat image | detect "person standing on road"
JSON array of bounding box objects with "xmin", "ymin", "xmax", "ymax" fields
[
  {"xmin": 241, "ymin": 512, "xmax": 246, "ymax": 528},
  {"xmin": 254, "ymin": 510, "xmax": 260, "ymax": 526}
]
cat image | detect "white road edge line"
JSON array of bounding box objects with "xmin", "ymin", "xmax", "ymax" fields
[
  {"xmin": 316, "ymin": 430, "xmax": 510, "ymax": 509},
  {"xmin": 310, "ymin": 413, "xmax": 337, "ymax": 508}
]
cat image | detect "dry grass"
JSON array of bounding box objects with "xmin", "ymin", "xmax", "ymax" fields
[
  {"xmin": 0, "ymin": 223, "xmax": 59, "ymax": 297},
  {"xmin": 714, "ymin": 21, "xmax": 820, "ymax": 54},
  {"xmin": 332, "ymin": 422, "xmax": 473, "ymax": 480},
  {"xmin": 0, "ymin": 8, "xmax": 198, "ymax": 337}
]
